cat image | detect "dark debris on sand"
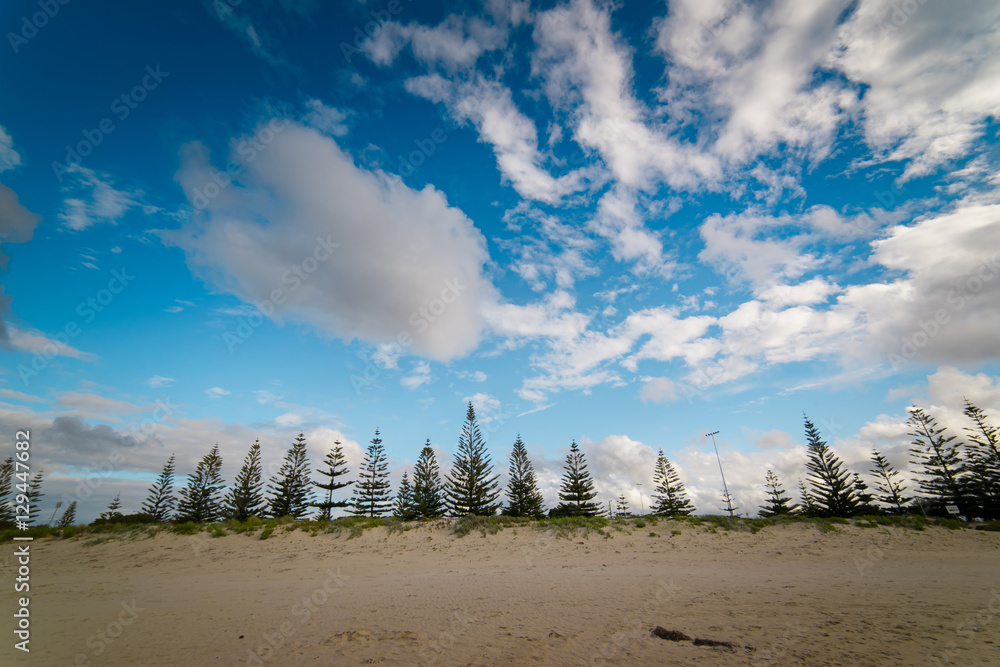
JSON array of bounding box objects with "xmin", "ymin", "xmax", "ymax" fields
[{"xmin": 651, "ymin": 626, "xmax": 754, "ymax": 652}]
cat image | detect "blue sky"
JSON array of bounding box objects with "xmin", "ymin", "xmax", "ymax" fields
[{"xmin": 2, "ymin": 0, "xmax": 1000, "ymax": 522}]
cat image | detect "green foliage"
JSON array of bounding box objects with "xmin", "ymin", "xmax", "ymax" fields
[
  {"xmin": 176, "ymin": 444, "xmax": 226, "ymax": 523},
  {"xmin": 99, "ymin": 493, "xmax": 123, "ymax": 521},
  {"xmin": 412, "ymin": 440, "xmax": 446, "ymax": 518},
  {"xmin": 141, "ymin": 453, "xmax": 176, "ymax": 522},
  {"xmin": 312, "ymin": 440, "xmax": 353, "ymax": 520},
  {"xmin": 909, "ymin": 407, "xmax": 970, "ymax": 515},
  {"xmin": 259, "ymin": 525, "xmax": 274, "ymax": 540},
  {"xmin": 268, "ymin": 433, "xmax": 315, "ymax": 520},
  {"xmin": 57, "ymin": 500, "xmax": 77, "ymax": 528},
  {"xmin": 758, "ymin": 470, "xmax": 796, "ymax": 517},
  {"xmin": 614, "ymin": 493, "xmax": 630, "ymax": 518},
  {"xmin": 555, "ymin": 440, "xmax": 601, "ymax": 517},
  {"xmin": 225, "ymin": 441, "xmax": 266, "ymax": 521},
  {"xmin": 444, "ymin": 403, "xmax": 502, "ymax": 516},
  {"xmin": 802, "ymin": 416, "xmax": 860, "ymax": 517},
  {"xmin": 0, "ymin": 457, "xmax": 14, "ymax": 527},
  {"xmin": 61, "ymin": 525, "xmax": 80, "ymax": 538},
  {"xmin": 209, "ymin": 524, "xmax": 226, "ymax": 538},
  {"xmin": 963, "ymin": 400, "xmax": 1000, "ymax": 519},
  {"xmin": 503, "ymin": 434, "xmax": 546, "ymax": 518},
  {"xmin": 172, "ymin": 521, "xmax": 200, "ymax": 535},
  {"xmin": 89, "ymin": 512, "xmax": 156, "ymax": 529},
  {"xmin": 651, "ymin": 449, "xmax": 694, "ymax": 517},
  {"xmin": 870, "ymin": 447, "xmax": 911, "ymax": 514},
  {"xmin": 350, "ymin": 429, "xmax": 394, "ymax": 517},
  {"xmin": 393, "ymin": 472, "xmax": 418, "ymax": 520},
  {"xmin": 26, "ymin": 469, "xmax": 44, "ymax": 525}
]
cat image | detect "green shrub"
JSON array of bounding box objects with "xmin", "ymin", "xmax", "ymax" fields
[
  {"xmin": 172, "ymin": 522, "xmax": 200, "ymax": 535},
  {"xmin": 260, "ymin": 525, "xmax": 274, "ymax": 540}
]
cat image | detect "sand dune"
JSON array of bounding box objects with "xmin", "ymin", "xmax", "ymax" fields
[{"xmin": 7, "ymin": 520, "xmax": 1000, "ymax": 666}]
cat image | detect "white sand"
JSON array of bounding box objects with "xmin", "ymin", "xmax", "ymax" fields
[{"xmin": 7, "ymin": 520, "xmax": 1000, "ymax": 666}]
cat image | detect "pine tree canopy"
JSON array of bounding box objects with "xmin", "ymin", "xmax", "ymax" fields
[
  {"xmin": 556, "ymin": 440, "xmax": 601, "ymax": 516},
  {"xmin": 225, "ymin": 440, "xmax": 266, "ymax": 521},
  {"xmin": 312, "ymin": 440, "xmax": 354, "ymax": 520},
  {"xmin": 141, "ymin": 453, "xmax": 177, "ymax": 522},
  {"xmin": 908, "ymin": 407, "xmax": 969, "ymax": 515},
  {"xmin": 758, "ymin": 469, "xmax": 795, "ymax": 517},
  {"xmin": 413, "ymin": 439, "xmax": 446, "ymax": 518},
  {"xmin": 802, "ymin": 416, "xmax": 859, "ymax": 517},
  {"xmin": 444, "ymin": 403, "xmax": 501, "ymax": 516},
  {"xmin": 503, "ymin": 434, "xmax": 545, "ymax": 518},
  {"xmin": 268, "ymin": 433, "xmax": 315, "ymax": 519},
  {"xmin": 176, "ymin": 444, "xmax": 226, "ymax": 523},
  {"xmin": 651, "ymin": 449, "xmax": 694, "ymax": 517},
  {"xmin": 350, "ymin": 429, "xmax": 394, "ymax": 517}
]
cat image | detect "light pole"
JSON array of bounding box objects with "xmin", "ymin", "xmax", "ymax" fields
[{"xmin": 707, "ymin": 430, "xmax": 737, "ymax": 517}]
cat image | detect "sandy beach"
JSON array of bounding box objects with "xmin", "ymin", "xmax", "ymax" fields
[{"xmin": 6, "ymin": 521, "xmax": 1000, "ymax": 666}]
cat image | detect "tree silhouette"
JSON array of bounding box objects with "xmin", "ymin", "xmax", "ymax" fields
[
  {"xmin": 268, "ymin": 433, "xmax": 315, "ymax": 519},
  {"xmin": 58, "ymin": 500, "xmax": 77, "ymax": 528},
  {"xmin": 177, "ymin": 445, "xmax": 225, "ymax": 523},
  {"xmin": 100, "ymin": 493, "xmax": 123, "ymax": 521},
  {"xmin": 141, "ymin": 454, "xmax": 177, "ymax": 522},
  {"xmin": 802, "ymin": 415, "xmax": 859, "ymax": 517},
  {"xmin": 758, "ymin": 469, "xmax": 796, "ymax": 517},
  {"xmin": 225, "ymin": 440, "xmax": 266, "ymax": 521},
  {"xmin": 394, "ymin": 472, "xmax": 418, "ymax": 520},
  {"xmin": 651, "ymin": 449, "xmax": 694, "ymax": 517},
  {"xmin": 26, "ymin": 469, "xmax": 44, "ymax": 525},
  {"xmin": 909, "ymin": 407, "xmax": 968, "ymax": 515},
  {"xmin": 412, "ymin": 440, "xmax": 446, "ymax": 518},
  {"xmin": 503, "ymin": 434, "xmax": 545, "ymax": 518},
  {"xmin": 312, "ymin": 440, "xmax": 353, "ymax": 520},
  {"xmin": 614, "ymin": 493, "xmax": 630, "ymax": 518},
  {"xmin": 870, "ymin": 448, "xmax": 910, "ymax": 514},
  {"xmin": 556, "ymin": 440, "xmax": 601, "ymax": 516},
  {"xmin": 444, "ymin": 403, "xmax": 501, "ymax": 516},
  {"xmin": 963, "ymin": 399, "xmax": 1000, "ymax": 519},
  {"xmin": 350, "ymin": 429, "xmax": 393, "ymax": 517},
  {"xmin": 0, "ymin": 457, "xmax": 13, "ymax": 527}
]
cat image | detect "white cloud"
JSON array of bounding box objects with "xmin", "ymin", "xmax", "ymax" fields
[
  {"xmin": 303, "ymin": 100, "xmax": 349, "ymax": 137},
  {"xmin": 55, "ymin": 392, "xmax": 148, "ymax": 420},
  {"xmin": 7, "ymin": 328, "xmax": 96, "ymax": 361},
  {"xmin": 205, "ymin": 387, "xmax": 231, "ymax": 399},
  {"xmin": 0, "ymin": 125, "xmax": 21, "ymax": 172},
  {"xmin": 145, "ymin": 375, "xmax": 175, "ymax": 388},
  {"xmin": 401, "ymin": 361, "xmax": 432, "ymax": 389},
  {"xmin": 832, "ymin": 0, "xmax": 1000, "ymax": 181},
  {"xmin": 405, "ymin": 73, "xmax": 598, "ymax": 204},
  {"xmin": 362, "ymin": 16, "xmax": 506, "ymax": 70},
  {"xmin": 58, "ymin": 165, "xmax": 137, "ymax": 231},
  {"xmin": 166, "ymin": 120, "xmax": 498, "ymax": 362}
]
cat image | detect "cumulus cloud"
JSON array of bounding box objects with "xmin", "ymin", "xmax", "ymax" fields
[{"xmin": 166, "ymin": 120, "xmax": 498, "ymax": 361}]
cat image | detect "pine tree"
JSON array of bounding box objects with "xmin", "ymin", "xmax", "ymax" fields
[
  {"xmin": 268, "ymin": 433, "xmax": 315, "ymax": 519},
  {"xmin": 852, "ymin": 473, "xmax": 879, "ymax": 515},
  {"xmin": 963, "ymin": 399, "xmax": 1000, "ymax": 519},
  {"xmin": 908, "ymin": 407, "xmax": 969, "ymax": 515},
  {"xmin": 312, "ymin": 440, "xmax": 353, "ymax": 520},
  {"xmin": 100, "ymin": 493, "xmax": 123, "ymax": 521},
  {"xmin": 412, "ymin": 440, "xmax": 446, "ymax": 518},
  {"xmin": 444, "ymin": 403, "xmax": 501, "ymax": 516},
  {"xmin": 394, "ymin": 472, "xmax": 418, "ymax": 520},
  {"xmin": 870, "ymin": 448, "xmax": 911, "ymax": 514},
  {"xmin": 502, "ymin": 434, "xmax": 545, "ymax": 518},
  {"xmin": 0, "ymin": 457, "xmax": 13, "ymax": 527},
  {"xmin": 141, "ymin": 454, "xmax": 177, "ymax": 522},
  {"xmin": 651, "ymin": 449, "xmax": 694, "ymax": 517},
  {"xmin": 26, "ymin": 469, "xmax": 44, "ymax": 525},
  {"xmin": 758, "ymin": 469, "xmax": 796, "ymax": 517},
  {"xmin": 802, "ymin": 415, "xmax": 859, "ymax": 517},
  {"xmin": 176, "ymin": 444, "xmax": 226, "ymax": 523},
  {"xmin": 555, "ymin": 440, "xmax": 601, "ymax": 516},
  {"xmin": 58, "ymin": 500, "xmax": 77, "ymax": 528},
  {"xmin": 614, "ymin": 493, "xmax": 631, "ymax": 518},
  {"xmin": 350, "ymin": 429, "xmax": 393, "ymax": 517},
  {"xmin": 225, "ymin": 440, "xmax": 266, "ymax": 521},
  {"xmin": 797, "ymin": 480, "xmax": 819, "ymax": 516}
]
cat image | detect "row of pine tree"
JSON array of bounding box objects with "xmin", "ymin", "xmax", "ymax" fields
[{"xmin": 1, "ymin": 400, "xmax": 996, "ymax": 527}]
